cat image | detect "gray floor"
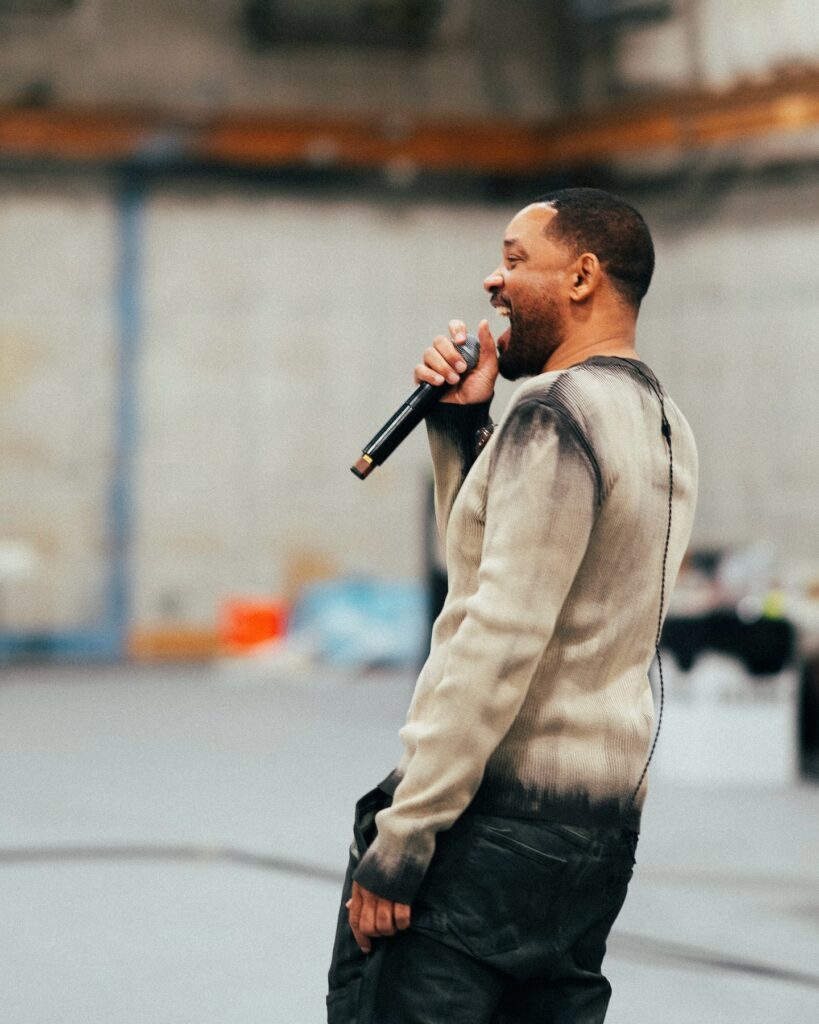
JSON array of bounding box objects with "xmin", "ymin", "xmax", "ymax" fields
[{"xmin": 1, "ymin": 663, "xmax": 818, "ymax": 1023}]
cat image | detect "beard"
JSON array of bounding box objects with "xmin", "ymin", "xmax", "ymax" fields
[{"xmin": 497, "ymin": 296, "xmax": 564, "ymax": 381}]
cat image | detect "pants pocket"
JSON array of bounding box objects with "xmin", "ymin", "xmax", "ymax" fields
[
  {"xmin": 327, "ymin": 782, "xmax": 395, "ymax": 1019},
  {"xmin": 352, "ymin": 784, "xmax": 392, "ymax": 855},
  {"xmin": 442, "ymin": 820, "xmax": 572, "ymax": 958},
  {"xmin": 326, "ymin": 977, "xmax": 361, "ymax": 1024},
  {"xmin": 478, "ymin": 824, "xmax": 571, "ymax": 868}
]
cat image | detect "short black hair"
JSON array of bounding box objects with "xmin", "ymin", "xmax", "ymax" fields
[{"xmin": 535, "ymin": 187, "xmax": 655, "ymax": 310}]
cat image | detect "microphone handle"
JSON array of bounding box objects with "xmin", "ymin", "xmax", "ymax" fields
[
  {"xmin": 351, "ymin": 332, "xmax": 481, "ymax": 480},
  {"xmin": 352, "ymin": 383, "xmax": 439, "ymax": 478}
]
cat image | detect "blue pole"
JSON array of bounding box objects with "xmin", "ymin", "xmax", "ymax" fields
[
  {"xmin": 0, "ymin": 180, "xmax": 144, "ymax": 663},
  {"xmin": 107, "ymin": 181, "xmax": 144, "ymax": 656}
]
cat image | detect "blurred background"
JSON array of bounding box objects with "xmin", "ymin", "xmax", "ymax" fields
[{"xmin": 0, "ymin": 2, "xmax": 817, "ymax": 1022}]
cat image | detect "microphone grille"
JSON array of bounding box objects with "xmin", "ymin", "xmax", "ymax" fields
[{"xmin": 461, "ymin": 334, "xmax": 481, "ymax": 371}]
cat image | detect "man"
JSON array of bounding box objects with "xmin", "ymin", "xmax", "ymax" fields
[{"xmin": 327, "ymin": 188, "xmax": 698, "ymax": 1023}]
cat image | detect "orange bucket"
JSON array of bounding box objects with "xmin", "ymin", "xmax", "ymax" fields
[{"xmin": 220, "ymin": 598, "xmax": 288, "ymax": 651}]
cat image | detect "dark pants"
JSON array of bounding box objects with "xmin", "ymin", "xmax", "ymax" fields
[{"xmin": 327, "ymin": 783, "xmax": 637, "ymax": 1024}]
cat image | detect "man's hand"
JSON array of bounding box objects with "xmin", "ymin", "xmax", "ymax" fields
[
  {"xmin": 414, "ymin": 318, "xmax": 498, "ymax": 405},
  {"xmin": 346, "ymin": 880, "xmax": 412, "ymax": 954}
]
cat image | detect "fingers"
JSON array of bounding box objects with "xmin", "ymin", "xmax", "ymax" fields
[
  {"xmin": 347, "ymin": 884, "xmax": 372, "ymax": 954},
  {"xmin": 358, "ymin": 891, "xmax": 392, "ymax": 936},
  {"xmin": 423, "ymin": 319, "xmax": 469, "ymax": 379},
  {"xmin": 414, "ymin": 334, "xmax": 466, "ymax": 387},
  {"xmin": 346, "ymin": 883, "xmax": 412, "ymax": 954},
  {"xmin": 375, "ymin": 898, "xmax": 396, "ymax": 936},
  {"xmin": 414, "ymin": 361, "xmax": 445, "ymax": 387},
  {"xmin": 349, "ymin": 919, "xmax": 372, "ymax": 955},
  {"xmin": 412, "ymin": 318, "xmax": 490, "ymax": 393},
  {"xmin": 448, "ymin": 319, "xmax": 468, "ymax": 349},
  {"xmin": 394, "ymin": 902, "xmax": 412, "ymax": 931},
  {"xmin": 431, "ymin": 337, "xmax": 464, "ymax": 379}
]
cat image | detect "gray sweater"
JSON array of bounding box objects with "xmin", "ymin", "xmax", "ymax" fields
[{"xmin": 354, "ymin": 356, "xmax": 698, "ymax": 904}]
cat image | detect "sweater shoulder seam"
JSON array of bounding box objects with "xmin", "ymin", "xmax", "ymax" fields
[{"xmin": 511, "ymin": 394, "xmax": 604, "ymax": 507}]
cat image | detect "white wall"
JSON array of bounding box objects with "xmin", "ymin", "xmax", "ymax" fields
[
  {"xmin": 1, "ymin": 0, "xmax": 815, "ymax": 118},
  {"xmin": 1, "ymin": 171, "xmax": 817, "ymax": 632},
  {"xmin": 637, "ymin": 171, "xmax": 819, "ymax": 565},
  {"xmin": 0, "ymin": 185, "xmax": 117, "ymax": 631},
  {"xmin": 617, "ymin": 0, "xmax": 819, "ymax": 89},
  {"xmin": 134, "ymin": 192, "xmax": 510, "ymax": 625},
  {"xmin": 0, "ymin": 1, "xmax": 816, "ymax": 636},
  {"xmin": 0, "ymin": 0, "xmax": 559, "ymax": 120}
]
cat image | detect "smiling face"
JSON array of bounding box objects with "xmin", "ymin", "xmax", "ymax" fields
[{"xmin": 484, "ymin": 203, "xmax": 574, "ymax": 380}]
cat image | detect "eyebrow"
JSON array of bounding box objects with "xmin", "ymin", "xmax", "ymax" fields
[{"xmin": 503, "ymin": 237, "xmax": 527, "ymax": 253}]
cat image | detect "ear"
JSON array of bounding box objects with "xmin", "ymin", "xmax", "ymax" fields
[{"xmin": 568, "ymin": 253, "xmax": 602, "ymax": 302}]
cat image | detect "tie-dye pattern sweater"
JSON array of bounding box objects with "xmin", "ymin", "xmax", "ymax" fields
[{"xmin": 353, "ymin": 356, "xmax": 698, "ymax": 904}]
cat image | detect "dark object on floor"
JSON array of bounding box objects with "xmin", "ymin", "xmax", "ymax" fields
[{"xmin": 661, "ymin": 611, "xmax": 795, "ymax": 675}]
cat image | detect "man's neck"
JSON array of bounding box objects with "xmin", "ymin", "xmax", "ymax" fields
[{"xmin": 544, "ymin": 333, "xmax": 639, "ymax": 373}]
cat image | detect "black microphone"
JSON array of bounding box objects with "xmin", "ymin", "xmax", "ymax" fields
[{"xmin": 351, "ymin": 334, "xmax": 481, "ymax": 480}]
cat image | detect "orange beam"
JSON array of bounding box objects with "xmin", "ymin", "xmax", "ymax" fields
[
  {"xmin": 0, "ymin": 108, "xmax": 160, "ymax": 162},
  {"xmin": 0, "ymin": 69, "xmax": 816, "ymax": 174}
]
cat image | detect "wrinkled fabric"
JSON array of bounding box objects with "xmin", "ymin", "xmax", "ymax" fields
[
  {"xmin": 355, "ymin": 358, "xmax": 697, "ymax": 902},
  {"xmin": 328, "ymin": 785, "xmax": 636, "ymax": 1024}
]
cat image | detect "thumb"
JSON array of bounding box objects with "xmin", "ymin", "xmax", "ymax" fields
[{"xmin": 476, "ymin": 319, "xmax": 499, "ymax": 375}]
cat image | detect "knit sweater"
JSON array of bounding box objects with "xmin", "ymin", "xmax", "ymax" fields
[{"xmin": 353, "ymin": 355, "xmax": 698, "ymax": 904}]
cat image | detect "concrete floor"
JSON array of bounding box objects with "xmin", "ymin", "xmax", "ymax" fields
[{"xmin": 1, "ymin": 663, "xmax": 818, "ymax": 1024}]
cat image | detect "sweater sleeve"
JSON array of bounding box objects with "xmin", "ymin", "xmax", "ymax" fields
[
  {"xmin": 353, "ymin": 399, "xmax": 601, "ymax": 903},
  {"xmin": 425, "ymin": 399, "xmax": 493, "ymax": 540}
]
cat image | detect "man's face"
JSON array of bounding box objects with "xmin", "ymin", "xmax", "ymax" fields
[{"xmin": 483, "ymin": 203, "xmax": 573, "ymax": 380}]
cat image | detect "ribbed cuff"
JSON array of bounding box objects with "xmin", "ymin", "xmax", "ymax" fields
[
  {"xmin": 426, "ymin": 398, "xmax": 493, "ymax": 469},
  {"xmin": 352, "ymin": 841, "xmax": 428, "ymax": 906}
]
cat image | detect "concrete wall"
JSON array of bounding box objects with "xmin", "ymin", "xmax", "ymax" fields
[
  {"xmin": 618, "ymin": 0, "xmax": 819, "ymax": 90},
  {"xmin": 134, "ymin": 190, "xmax": 508, "ymax": 627},
  {"xmin": 1, "ymin": 170, "xmax": 818, "ymax": 636},
  {"xmin": 636, "ymin": 170, "xmax": 819, "ymax": 563},
  {"xmin": 0, "ymin": 183, "xmax": 117, "ymax": 632},
  {"xmin": 0, "ymin": 0, "xmax": 815, "ymax": 118},
  {"xmin": 0, "ymin": 3, "xmax": 816, "ymax": 644},
  {"xmin": 0, "ymin": 0, "xmax": 561, "ymax": 119}
]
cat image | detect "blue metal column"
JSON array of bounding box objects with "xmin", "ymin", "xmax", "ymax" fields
[
  {"xmin": 106, "ymin": 180, "xmax": 144, "ymax": 656},
  {"xmin": 0, "ymin": 179, "xmax": 144, "ymax": 662}
]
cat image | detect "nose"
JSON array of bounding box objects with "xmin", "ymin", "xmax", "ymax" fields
[{"xmin": 483, "ymin": 268, "xmax": 504, "ymax": 293}]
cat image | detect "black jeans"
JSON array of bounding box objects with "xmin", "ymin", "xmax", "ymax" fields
[{"xmin": 327, "ymin": 783, "xmax": 637, "ymax": 1024}]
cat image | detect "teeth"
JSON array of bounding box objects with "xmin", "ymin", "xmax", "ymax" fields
[{"xmin": 495, "ymin": 307, "xmax": 511, "ymax": 317}]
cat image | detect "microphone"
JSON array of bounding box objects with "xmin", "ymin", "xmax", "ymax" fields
[{"xmin": 351, "ymin": 333, "xmax": 481, "ymax": 480}]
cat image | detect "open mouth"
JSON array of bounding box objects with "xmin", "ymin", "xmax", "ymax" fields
[{"xmin": 491, "ymin": 300, "xmax": 512, "ymax": 351}]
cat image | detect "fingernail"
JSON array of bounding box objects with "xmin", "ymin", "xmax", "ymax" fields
[
  {"xmin": 447, "ymin": 372, "xmax": 459, "ymax": 384},
  {"xmin": 434, "ymin": 374, "xmax": 445, "ymax": 385},
  {"xmin": 455, "ymin": 360, "xmax": 467, "ymax": 372}
]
